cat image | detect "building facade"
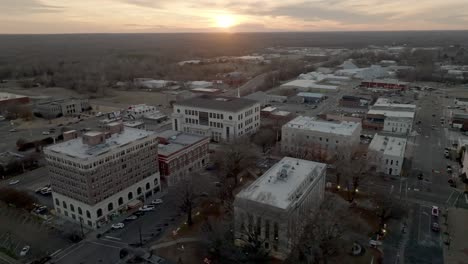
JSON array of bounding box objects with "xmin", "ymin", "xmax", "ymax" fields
[
  {"xmin": 34, "ymin": 98, "xmax": 90, "ymax": 118},
  {"xmin": 156, "ymin": 130, "xmax": 210, "ymax": 186},
  {"xmin": 234, "ymin": 157, "xmax": 327, "ymax": 259},
  {"xmin": 44, "ymin": 123, "xmax": 161, "ymax": 229},
  {"xmin": 281, "ymin": 116, "xmax": 362, "ymax": 161},
  {"xmin": 368, "ymin": 134, "xmax": 407, "ymax": 176},
  {"xmin": 172, "ymin": 96, "xmax": 261, "ymax": 142}
]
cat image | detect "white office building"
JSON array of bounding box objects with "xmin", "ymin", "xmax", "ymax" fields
[
  {"xmin": 368, "ymin": 134, "xmax": 407, "ymax": 176},
  {"xmin": 369, "ymin": 98, "xmax": 416, "ymax": 135},
  {"xmin": 281, "ymin": 116, "xmax": 362, "ymax": 160},
  {"xmin": 172, "ymin": 96, "xmax": 261, "ymax": 142},
  {"xmin": 234, "ymin": 157, "xmax": 327, "ymax": 259}
]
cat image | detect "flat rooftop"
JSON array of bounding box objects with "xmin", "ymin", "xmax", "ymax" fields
[
  {"xmin": 373, "ymin": 98, "xmax": 416, "ymax": 109},
  {"xmin": 368, "ymin": 109, "xmax": 415, "ymax": 118},
  {"xmin": 46, "ymin": 127, "xmax": 155, "ymax": 159},
  {"xmin": 156, "ymin": 130, "xmax": 208, "ymax": 156},
  {"xmin": 369, "ymin": 134, "xmax": 407, "ymax": 157},
  {"xmin": 174, "ymin": 96, "xmax": 258, "ymax": 112},
  {"xmin": 284, "ymin": 116, "xmax": 360, "ymax": 136},
  {"xmin": 0, "ymin": 92, "xmax": 28, "ymax": 101},
  {"xmin": 297, "ymin": 92, "xmax": 324, "ymax": 98},
  {"xmin": 236, "ymin": 157, "xmax": 326, "ymax": 209},
  {"xmin": 281, "ymin": 80, "xmax": 338, "ymax": 90}
]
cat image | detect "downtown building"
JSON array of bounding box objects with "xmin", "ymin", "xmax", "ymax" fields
[
  {"xmin": 234, "ymin": 157, "xmax": 327, "ymax": 259},
  {"xmin": 44, "ymin": 122, "xmax": 161, "ymax": 229},
  {"xmin": 281, "ymin": 116, "xmax": 362, "ymax": 161},
  {"xmin": 368, "ymin": 134, "xmax": 407, "ymax": 176},
  {"xmin": 171, "ymin": 96, "xmax": 261, "ymax": 142},
  {"xmin": 156, "ymin": 130, "xmax": 210, "ymax": 186},
  {"xmin": 365, "ymin": 98, "xmax": 416, "ymax": 135}
]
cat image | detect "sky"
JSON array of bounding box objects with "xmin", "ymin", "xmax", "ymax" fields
[{"xmin": 1, "ymin": 0, "xmax": 467, "ymax": 34}]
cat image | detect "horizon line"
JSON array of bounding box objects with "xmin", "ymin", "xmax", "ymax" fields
[{"xmin": 1, "ymin": 29, "xmax": 468, "ymax": 36}]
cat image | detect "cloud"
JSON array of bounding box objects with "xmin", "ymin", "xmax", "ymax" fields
[{"xmin": 0, "ymin": 0, "xmax": 63, "ymax": 14}]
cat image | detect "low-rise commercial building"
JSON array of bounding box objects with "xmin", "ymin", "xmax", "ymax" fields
[
  {"xmin": 366, "ymin": 98, "xmax": 416, "ymax": 135},
  {"xmin": 296, "ymin": 92, "xmax": 325, "ymax": 104},
  {"xmin": 156, "ymin": 130, "xmax": 210, "ymax": 186},
  {"xmin": 360, "ymin": 79, "xmax": 409, "ymax": 90},
  {"xmin": 281, "ymin": 116, "xmax": 361, "ymax": 160},
  {"xmin": 234, "ymin": 157, "xmax": 326, "ymax": 259},
  {"xmin": 339, "ymin": 95, "xmax": 372, "ymax": 108},
  {"xmin": 172, "ymin": 96, "xmax": 261, "ymax": 142},
  {"xmin": 0, "ymin": 92, "xmax": 30, "ymax": 112},
  {"xmin": 125, "ymin": 104, "xmax": 158, "ymax": 120},
  {"xmin": 34, "ymin": 98, "xmax": 90, "ymax": 118},
  {"xmin": 44, "ymin": 123, "xmax": 161, "ymax": 229},
  {"xmin": 368, "ymin": 135, "xmax": 407, "ymax": 176},
  {"xmin": 280, "ymin": 80, "xmax": 338, "ymax": 93}
]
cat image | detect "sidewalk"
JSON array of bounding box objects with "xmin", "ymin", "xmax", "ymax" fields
[{"xmin": 443, "ymin": 207, "xmax": 468, "ymax": 264}]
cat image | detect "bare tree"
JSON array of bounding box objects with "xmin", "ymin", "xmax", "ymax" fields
[
  {"xmin": 252, "ymin": 128, "xmax": 276, "ymax": 153},
  {"xmin": 175, "ymin": 178, "xmax": 196, "ymax": 226},
  {"xmin": 333, "ymin": 147, "xmax": 373, "ymax": 202},
  {"xmin": 286, "ymin": 193, "xmax": 349, "ymax": 264},
  {"xmin": 214, "ymin": 138, "xmax": 259, "ymax": 188}
]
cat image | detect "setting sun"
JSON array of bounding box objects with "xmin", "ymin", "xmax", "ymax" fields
[{"xmin": 215, "ymin": 15, "xmax": 236, "ymax": 28}]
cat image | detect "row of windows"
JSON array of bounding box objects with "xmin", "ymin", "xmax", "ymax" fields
[
  {"xmin": 185, "ymin": 118, "xmax": 199, "ymax": 125},
  {"xmin": 209, "ymin": 121, "xmax": 223, "ymax": 128}
]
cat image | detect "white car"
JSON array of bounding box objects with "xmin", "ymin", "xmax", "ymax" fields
[
  {"xmin": 431, "ymin": 206, "xmax": 439, "ymax": 217},
  {"xmin": 42, "ymin": 131, "xmax": 50, "ymax": 135},
  {"xmin": 139, "ymin": 205, "xmax": 155, "ymax": 212},
  {"xmin": 111, "ymin": 223, "xmax": 125, "ymax": 229},
  {"xmin": 8, "ymin": 180, "xmax": 20, "ymax": 185},
  {"xmin": 20, "ymin": 245, "xmax": 30, "ymax": 256},
  {"xmin": 151, "ymin": 199, "xmax": 163, "ymax": 205}
]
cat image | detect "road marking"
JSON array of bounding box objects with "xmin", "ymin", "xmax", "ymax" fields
[
  {"xmin": 100, "ymin": 238, "xmax": 128, "ymax": 246},
  {"xmin": 53, "ymin": 242, "xmax": 85, "ymax": 262},
  {"xmin": 445, "ymin": 191, "xmax": 455, "ymax": 204},
  {"xmin": 50, "ymin": 249, "xmax": 62, "ymax": 257},
  {"xmin": 90, "ymin": 241, "xmax": 122, "ymax": 249},
  {"xmin": 104, "ymin": 236, "xmax": 122, "ymax": 241}
]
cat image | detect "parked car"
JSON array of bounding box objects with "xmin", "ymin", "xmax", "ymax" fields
[
  {"xmin": 42, "ymin": 131, "xmax": 50, "ymax": 135},
  {"xmin": 431, "ymin": 222, "xmax": 440, "ymax": 232},
  {"xmin": 20, "ymin": 245, "xmax": 30, "ymax": 256},
  {"xmin": 139, "ymin": 205, "xmax": 155, "ymax": 212},
  {"xmin": 431, "ymin": 206, "xmax": 439, "ymax": 217},
  {"xmin": 9, "ymin": 128, "xmax": 17, "ymax": 132},
  {"xmin": 8, "ymin": 180, "xmax": 20, "ymax": 185},
  {"xmin": 151, "ymin": 199, "xmax": 163, "ymax": 205},
  {"xmin": 111, "ymin": 223, "xmax": 125, "ymax": 229}
]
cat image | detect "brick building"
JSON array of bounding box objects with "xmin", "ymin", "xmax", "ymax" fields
[{"xmin": 156, "ymin": 130, "xmax": 210, "ymax": 186}]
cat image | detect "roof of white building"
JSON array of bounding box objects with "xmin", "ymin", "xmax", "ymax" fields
[
  {"xmin": 156, "ymin": 130, "xmax": 208, "ymax": 156},
  {"xmin": 0, "ymin": 92, "xmax": 28, "ymax": 101},
  {"xmin": 367, "ymin": 109, "xmax": 415, "ymax": 118},
  {"xmin": 236, "ymin": 157, "xmax": 326, "ymax": 209},
  {"xmin": 281, "ymin": 80, "xmax": 338, "ymax": 90},
  {"xmin": 297, "ymin": 92, "xmax": 325, "ymax": 98},
  {"xmin": 174, "ymin": 96, "xmax": 259, "ymax": 112},
  {"xmin": 128, "ymin": 104, "xmax": 156, "ymax": 113},
  {"xmin": 284, "ymin": 116, "xmax": 360, "ymax": 136},
  {"xmin": 373, "ymin": 98, "xmax": 416, "ymax": 109},
  {"xmin": 369, "ymin": 134, "xmax": 407, "ymax": 158},
  {"xmin": 46, "ymin": 128, "xmax": 155, "ymax": 159}
]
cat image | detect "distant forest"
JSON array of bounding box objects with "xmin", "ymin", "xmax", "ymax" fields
[{"xmin": 0, "ymin": 31, "xmax": 467, "ymax": 92}]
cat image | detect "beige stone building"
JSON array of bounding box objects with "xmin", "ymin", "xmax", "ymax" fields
[
  {"xmin": 44, "ymin": 122, "xmax": 161, "ymax": 229},
  {"xmin": 234, "ymin": 157, "xmax": 327, "ymax": 259}
]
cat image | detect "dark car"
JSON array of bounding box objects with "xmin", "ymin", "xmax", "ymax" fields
[{"xmin": 431, "ymin": 222, "xmax": 440, "ymax": 232}]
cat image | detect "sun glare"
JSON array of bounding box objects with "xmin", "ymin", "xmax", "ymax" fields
[{"xmin": 215, "ymin": 15, "xmax": 236, "ymax": 28}]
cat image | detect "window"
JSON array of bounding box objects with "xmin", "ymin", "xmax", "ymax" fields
[
  {"xmin": 62, "ymin": 201, "xmax": 67, "ymax": 209},
  {"xmin": 55, "ymin": 198, "xmax": 60, "ymax": 206},
  {"xmin": 108, "ymin": 203, "xmax": 114, "ymax": 212},
  {"xmin": 396, "ymin": 160, "xmax": 399, "ymax": 165},
  {"xmin": 97, "ymin": 208, "xmax": 103, "ymax": 218},
  {"xmin": 391, "ymin": 160, "xmax": 393, "ymax": 165},
  {"xmin": 274, "ymin": 222, "xmax": 279, "ymax": 240},
  {"xmin": 87, "ymin": 220, "xmax": 92, "ymax": 227},
  {"xmin": 86, "ymin": 210, "xmax": 91, "ymax": 218},
  {"xmin": 78, "ymin": 207, "xmax": 83, "ymax": 215},
  {"xmin": 118, "ymin": 197, "xmax": 124, "ymax": 205},
  {"xmin": 146, "ymin": 182, "xmax": 150, "ymax": 190},
  {"xmin": 128, "ymin": 192, "xmax": 134, "ymax": 200},
  {"xmin": 70, "ymin": 204, "xmax": 75, "ymax": 212},
  {"xmin": 386, "ymin": 159, "xmax": 388, "ymax": 165},
  {"xmin": 265, "ymin": 220, "xmax": 270, "ymax": 239},
  {"xmin": 229, "ymin": 116, "xmax": 232, "ymax": 120},
  {"xmin": 256, "ymin": 216, "xmax": 261, "ymax": 236},
  {"xmin": 137, "ymin": 187, "xmax": 142, "ymax": 195}
]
